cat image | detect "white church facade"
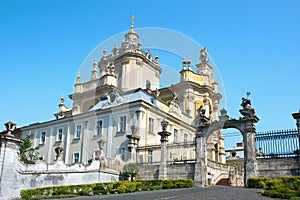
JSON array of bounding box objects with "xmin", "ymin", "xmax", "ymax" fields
[{"xmin": 19, "ymin": 17, "xmax": 225, "ymax": 172}]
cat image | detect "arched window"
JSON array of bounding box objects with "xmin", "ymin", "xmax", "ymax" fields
[{"xmin": 146, "ymin": 80, "xmax": 151, "ymax": 89}]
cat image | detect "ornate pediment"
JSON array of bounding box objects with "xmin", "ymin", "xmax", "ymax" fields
[
  {"xmin": 168, "ymin": 100, "xmax": 182, "ymax": 118},
  {"xmin": 102, "ymin": 90, "xmax": 123, "ymax": 108}
]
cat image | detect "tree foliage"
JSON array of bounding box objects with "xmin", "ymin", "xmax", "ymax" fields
[
  {"xmin": 122, "ymin": 163, "xmax": 139, "ymax": 181},
  {"xmin": 19, "ymin": 136, "xmax": 39, "ymax": 164}
]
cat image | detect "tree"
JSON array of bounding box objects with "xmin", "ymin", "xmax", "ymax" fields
[
  {"xmin": 122, "ymin": 163, "xmax": 139, "ymax": 181},
  {"xmin": 19, "ymin": 136, "xmax": 39, "ymax": 164}
]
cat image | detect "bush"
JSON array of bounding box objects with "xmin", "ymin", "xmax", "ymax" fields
[
  {"xmin": 265, "ymin": 179, "xmax": 283, "ymax": 190},
  {"xmin": 247, "ymin": 177, "xmax": 271, "ymax": 188},
  {"xmin": 20, "ymin": 189, "xmax": 34, "ymax": 200},
  {"xmin": 183, "ymin": 178, "xmax": 194, "ymax": 188},
  {"xmin": 20, "ymin": 178, "xmax": 194, "ymax": 199},
  {"xmin": 264, "ymin": 187, "xmax": 297, "ymax": 199},
  {"xmin": 162, "ymin": 180, "xmax": 173, "ymax": 189},
  {"xmin": 248, "ymin": 176, "xmax": 300, "ymax": 199}
]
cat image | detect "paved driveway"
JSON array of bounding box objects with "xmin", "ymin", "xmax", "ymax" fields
[{"xmin": 56, "ymin": 186, "xmax": 276, "ymax": 200}]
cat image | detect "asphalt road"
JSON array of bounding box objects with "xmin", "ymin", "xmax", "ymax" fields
[{"xmin": 55, "ymin": 186, "xmax": 275, "ymax": 200}]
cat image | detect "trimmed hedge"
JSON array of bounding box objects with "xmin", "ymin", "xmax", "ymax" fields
[
  {"xmin": 247, "ymin": 176, "xmax": 300, "ymax": 199},
  {"xmin": 20, "ymin": 178, "xmax": 194, "ymax": 199}
]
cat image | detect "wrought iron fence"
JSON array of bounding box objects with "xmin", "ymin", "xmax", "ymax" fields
[{"xmin": 256, "ymin": 129, "xmax": 300, "ymax": 158}]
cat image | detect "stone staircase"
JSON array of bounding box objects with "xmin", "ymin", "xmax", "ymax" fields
[{"xmin": 216, "ymin": 178, "xmax": 230, "ymax": 186}]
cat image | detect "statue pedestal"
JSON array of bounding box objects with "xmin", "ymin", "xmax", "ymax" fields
[{"xmin": 158, "ymin": 131, "xmax": 171, "ymax": 179}]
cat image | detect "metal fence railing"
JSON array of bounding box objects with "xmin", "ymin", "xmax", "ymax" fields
[{"xmin": 256, "ymin": 129, "xmax": 299, "ymax": 158}]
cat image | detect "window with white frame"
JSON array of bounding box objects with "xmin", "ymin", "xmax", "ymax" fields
[
  {"xmin": 73, "ymin": 152, "xmax": 80, "ymax": 163},
  {"xmin": 119, "ymin": 116, "xmax": 126, "ymax": 132},
  {"xmin": 57, "ymin": 128, "xmax": 63, "ymax": 141},
  {"xmin": 148, "ymin": 149, "xmax": 153, "ymax": 164},
  {"xmin": 148, "ymin": 117, "xmax": 154, "ymax": 134},
  {"xmin": 174, "ymin": 129, "xmax": 178, "ymax": 143},
  {"xmin": 96, "ymin": 120, "xmax": 103, "ymax": 135},
  {"xmin": 184, "ymin": 133, "xmax": 188, "ymax": 144},
  {"xmin": 75, "ymin": 125, "xmax": 81, "ymax": 139},
  {"xmin": 40, "ymin": 131, "xmax": 46, "ymax": 144}
]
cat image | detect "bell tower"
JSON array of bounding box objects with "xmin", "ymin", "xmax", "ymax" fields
[{"xmin": 69, "ymin": 16, "xmax": 162, "ymax": 114}]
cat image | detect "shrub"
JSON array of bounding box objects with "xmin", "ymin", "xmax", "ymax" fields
[
  {"xmin": 20, "ymin": 178, "xmax": 194, "ymax": 199},
  {"xmin": 126, "ymin": 182, "xmax": 137, "ymax": 192},
  {"xmin": 248, "ymin": 176, "xmax": 300, "ymax": 199},
  {"xmin": 265, "ymin": 179, "xmax": 283, "ymax": 190},
  {"xmin": 93, "ymin": 183, "xmax": 106, "ymax": 194},
  {"xmin": 162, "ymin": 180, "xmax": 173, "ymax": 189},
  {"xmin": 247, "ymin": 177, "xmax": 271, "ymax": 188},
  {"xmin": 183, "ymin": 178, "xmax": 194, "ymax": 188},
  {"xmin": 264, "ymin": 187, "xmax": 297, "ymax": 199},
  {"xmin": 116, "ymin": 185, "xmax": 127, "ymax": 194},
  {"xmin": 20, "ymin": 189, "xmax": 34, "ymax": 200}
]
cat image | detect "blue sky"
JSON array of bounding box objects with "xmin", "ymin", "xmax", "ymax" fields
[{"xmin": 1, "ymin": 1, "xmax": 300, "ymax": 148}]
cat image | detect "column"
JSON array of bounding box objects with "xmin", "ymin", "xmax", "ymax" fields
[
  {"xmin": 64, "ymin": 122, "xmax": 71, "ymax": 164},
  {"xmin": 158, "ymin": 120, "xmax": 171, "ymax": 179},
  {"xmin": 194, "ymin": 134, "xmax": 207, "ymax": 187},
  {"xmin": 127, "ymin": 124, "xmax": 140, "ymax": 162},
  {"xmin": 0, "ymin": 123, "xmax": 22, "ymax": 199},
  {"xmin": 292, "ymin": 111, "xmax": 300, "ymax": 149},
  {"xmin": 193, "ymin": 107, "xmax": 210, "ymax": 187},
  {"xmin": 47, "ymin": 126, "xmax": 54, "ymax": 164},
  {"xmin": 242, "ymin": 122, "xmax": 258, "ymax": 186},
  {"xmin": 106, "ymin": 115, "xmax": 113, "ymax": 159}
]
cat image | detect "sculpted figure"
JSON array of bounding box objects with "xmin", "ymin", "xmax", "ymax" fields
[
  {"xmin": 200, "ymin": 48, "xmax": 208, "ymax": 62},
  {"xmin": 241, "ymin": 97, "xmax": 255, "ymax": 114},
  {"xmin": 55, "ymin": 143, "xmax": 64, "ymax": 161}
]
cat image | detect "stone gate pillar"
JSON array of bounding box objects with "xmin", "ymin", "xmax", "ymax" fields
[
  {"xmin": 193, "ymin": 107, "xmax": 210, "ymax": 187},
  {"xmin": 242, "ymin": 121, "xmax": 258, "ymax": 185},
  {"xmin": 158, "ymin": 120, "xmax": 171, "ymax": 179},
  {"xmin": 194, "ymin": 134, "xmax": 208, "ymax": 187},
  {"xmin": 0, "ymin": 122, "xmax": 21, "ymax": 199},
  {"xmin": 292, "ymin": 110, "xmax": 300, "ymax": 147}
]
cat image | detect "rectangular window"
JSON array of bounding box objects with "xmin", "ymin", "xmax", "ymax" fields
[
  {"xmin": 148, "ymin": 118, "xmax": 154, "ymax": 134},
  {"xmin": 184, "ymin": 134, "xmax": 188, "ymax": 144},
  {"xmin": 96, "ymin": 120, "xmax": 103, "ymax": 135},
  {"xmin": 57, "ymin": 128, "xmax": 63, "ymax": 141},
  {"xmin": 73, "ymin": 152, "xmax": 80, "ymax": 163},
  {"xmin": 174, "ymin": 129, "xmax": 178, "ymax": 143},
  {"xmin": 119, "ymin": 116, "xmax": 126, "ymax": 132},
  {"xmin": 148, "ymin": 149, "xmax": 153, "ymax": 164},
  {"xmin": 40, "ymin": 131, "xmax": 46, "ymax": 144},
  {"xmin": 120, "ymin": 147, "xmax": 126, "ymax": 160},
  {"xmin": 75, "ymin": 125, "xmax": 81, "ymax": 139}
]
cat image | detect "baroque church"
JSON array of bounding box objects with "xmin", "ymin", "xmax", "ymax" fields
[{"xmin": 19, "ymin": 17, "xmax": 225, "ymax": 171}]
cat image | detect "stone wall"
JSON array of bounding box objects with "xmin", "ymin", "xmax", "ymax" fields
[
  {"xmin": 138, "ymin": 163, "xmax": 195, "ymax": 180},
  {"xmin": 257, "ymin": 157, "xmax": 300, "ymax": 178},
  {"xmin": 0, "ymin": 138, "xmax": 119, "ymax": 200},
  {"xmin": 137, "ymin": 164, "xmax": 159, "ymax": 180},
  {"xmin": 167, "ymin": 163, "xmax": 195, "ymax": 179}
]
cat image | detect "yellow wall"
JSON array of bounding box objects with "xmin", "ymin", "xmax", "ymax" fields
[{"xmin": 194, "ymin": 100, "xmax": 203, "ymax": 118}]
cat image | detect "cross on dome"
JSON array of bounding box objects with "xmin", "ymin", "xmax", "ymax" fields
[{"xmin": 131, "ymin": 15, "xmax": 135, "ymax": 30}]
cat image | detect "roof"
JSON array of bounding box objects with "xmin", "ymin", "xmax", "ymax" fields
[{"xmin": 90, "ymin": 88, "xmax": 156, "ymax": 111}]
